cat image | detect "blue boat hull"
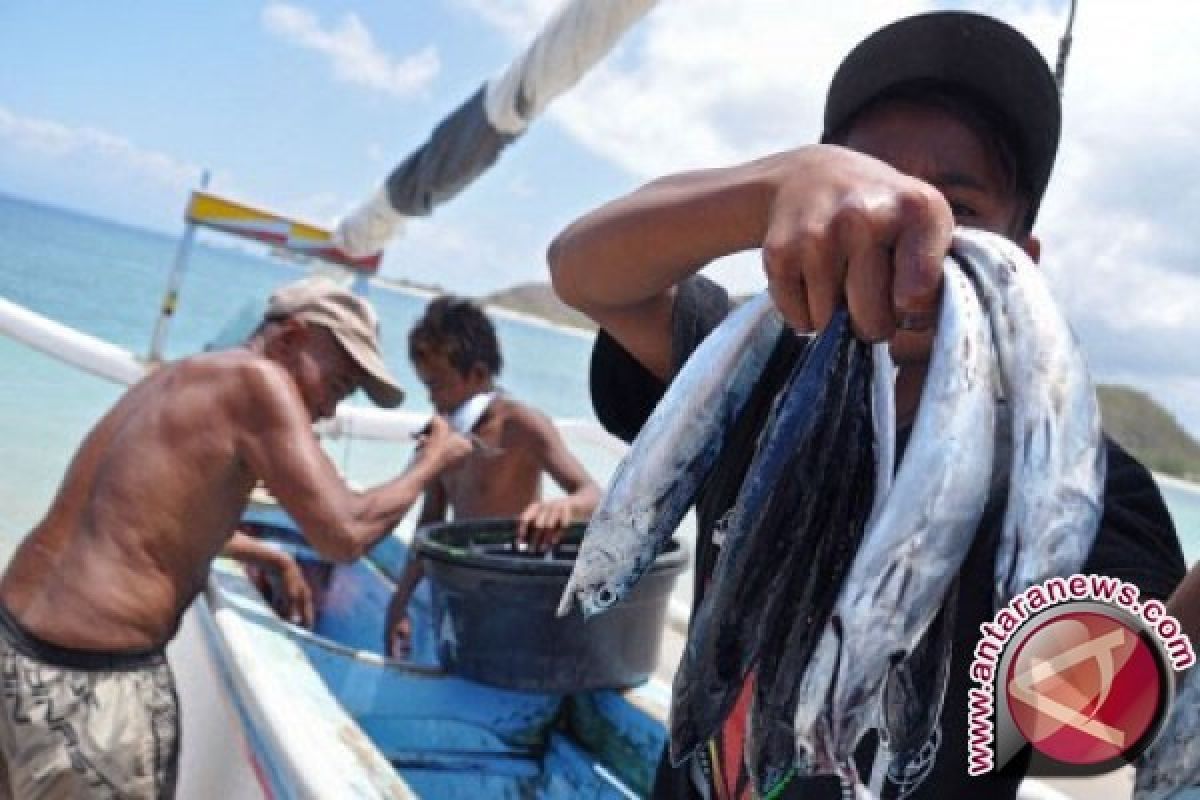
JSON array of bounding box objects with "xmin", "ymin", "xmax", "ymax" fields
[{"xmin": 200, "ymin": 513, "xmax": 669, "ymax": 798}]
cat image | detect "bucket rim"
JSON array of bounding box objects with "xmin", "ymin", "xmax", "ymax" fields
[{"xmin": 415, "ymin": 516, "xmax": 687, "ymax": 576}]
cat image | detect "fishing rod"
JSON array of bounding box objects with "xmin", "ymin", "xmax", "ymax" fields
[{"xmin": 1055, "ymin": 0, "xmax": 1080, "ymax": 94}]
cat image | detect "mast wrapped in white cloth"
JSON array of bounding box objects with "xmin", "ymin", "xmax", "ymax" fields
[{"xmin": 335, "ymin": 0, "xmax": 657, "ymax": 258}]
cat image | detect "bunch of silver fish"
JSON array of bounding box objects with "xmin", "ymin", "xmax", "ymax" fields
[{"xmin": 558, "ymin": 228, "xmax": 1116, "ymax": 796}]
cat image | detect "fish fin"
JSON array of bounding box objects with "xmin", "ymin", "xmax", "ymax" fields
[{"xmin": 555, "ymin": 579, "xmax": 576, "ymax": 618}]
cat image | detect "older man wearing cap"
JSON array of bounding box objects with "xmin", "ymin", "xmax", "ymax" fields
[
  {"xmin": 550, "ymin": 10, "xmax": 1184, "ymax": 800},
  {"xmin": 0, "ymin": 277, "xmax": 472, "ymax": 798}
]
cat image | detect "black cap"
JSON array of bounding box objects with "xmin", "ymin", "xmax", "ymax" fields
[{"xmin": 823, "ymin": 11, "xmax": 1061, "ymax": 230}]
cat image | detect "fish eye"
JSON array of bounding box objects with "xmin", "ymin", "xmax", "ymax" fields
[{"xmin": 595, "ymin": 587, "xmax": 617, "ymax": 609}]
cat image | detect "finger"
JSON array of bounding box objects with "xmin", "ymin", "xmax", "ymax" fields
[
  {"xmin": 530, "ymin": 521, "xmax": 547, "ymax": 552},
  {"xmin": 763, "ymin": 230, "xmax": 813, "ymax": 332},
  {"xmin": 516, "ymin": 508, "xmax": 536, "ymax": 545},
  {"xmin": 546, "ymin": 515, "xmax": 567, "ymax": 549},
  {"xmin": 892, "ymin": 185, "xmax": 952, "ymax": 318},
  {"xmin": 535, "ymin": 514, "xmax": 558, "ymax": 551},
  {"xmin": 412, "ymin": 420, "xmax": 433, "ymax": 446},
  {"xmin": 301, "ymin": 588, "xmax": 314, "ymax": 628},
  {"xmin": 794, "ymin": 225, "xmax": 843, "ymax": 332},
  {"xmin": 539, "ymin": 508, "xmax": 560, "ymax": 549},
  {"xmin": 840, "ymin": 209, "xmax": 896, "ymax": 342}
]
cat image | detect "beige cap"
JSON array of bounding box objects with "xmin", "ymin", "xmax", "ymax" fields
[{"xmin": 265, "ymin": 277, "xmax": 405, "ymax": 408}]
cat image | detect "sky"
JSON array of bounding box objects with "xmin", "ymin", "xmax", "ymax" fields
[{"xmin": 1, "ymin": 0, "xmax": 1199, "ymax": 435}]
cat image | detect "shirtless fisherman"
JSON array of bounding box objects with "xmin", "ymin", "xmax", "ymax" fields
[{"xmin": 0, "ymin": 277, "xmax": 472, "ymax": 799}]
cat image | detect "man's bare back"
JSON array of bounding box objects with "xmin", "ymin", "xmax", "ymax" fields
[{"xmin": 0, "ymin": 351, "xmax": 269, "ymax": 652}]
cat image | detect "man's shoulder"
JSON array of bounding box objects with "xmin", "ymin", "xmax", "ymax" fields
[
  {"xmin": 164, "ymin": 350, "xmax": 295, "ymax": 410},
  {"xmin": 165, "ymin": 347, "xmax": 263, "ymax": 375}
]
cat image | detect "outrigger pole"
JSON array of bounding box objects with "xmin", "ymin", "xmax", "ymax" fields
[
  {"xmin": 148, "ymin": 170, "xmax": 209, "ymax": 363},
  {"xmin": 147, "ymin": 181, "xmax": 385, "ymax": 363},
  {"xmin": 334, "ymin": 0, "xmax": 659, "ymax": 259}
]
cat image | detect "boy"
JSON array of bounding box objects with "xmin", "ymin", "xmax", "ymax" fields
[
  {"xmin": 549, "ymin": 12, "xmax": 1185, "ymax": 800},
  {"xmin": 384, "ymin": 296, "xmax": 600, "ymax": 658}
]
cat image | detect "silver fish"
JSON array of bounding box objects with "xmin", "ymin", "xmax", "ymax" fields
[
  {"xmin": 744, "ymin": 333, "xmax": 875, "ymax": 796},
  {"xmin": 794, "ymin": 260, "xmax": 996, "ymax": 776},
  {"xmin": 880, "ymin": 583, "xmax": 956, "ymax": 791},
  {"xmin": 557, "ymin": 292, "xmax": 783, "ymax": 618},
  {"xmin": 671, "ymin": 309, "xmax": 858, "ymax": 765},
  {"xmin": 951, "ymin": 228, "xmax": 1105, "ymax": 606},
  {"xmin": 868, "ymin": 341, "xmax": 896, "ymax": 531},
  {"xmin": 1134, "ymin": 664, "xmax": 1200, "ymax": 800}
]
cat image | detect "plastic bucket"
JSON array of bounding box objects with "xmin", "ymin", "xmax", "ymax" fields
[{"xmin": 416, "ymin": 518, "xmax": 686, "ymax": 692}]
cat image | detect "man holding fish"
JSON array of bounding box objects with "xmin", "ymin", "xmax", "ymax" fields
[{"xmin": 550, "ymin": 11, "xmax": 1186, "ymax": 800}]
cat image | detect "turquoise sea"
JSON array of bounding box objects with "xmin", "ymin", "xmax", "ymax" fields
[{"xmin": 1, "ymin": 192, "xmax": 1198, "ymax": 569}]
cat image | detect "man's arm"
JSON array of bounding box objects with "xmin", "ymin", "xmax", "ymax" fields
[
  {"xmin": 384, "ymin": 482, "xmax": 448, "ymax": 658},
  {"xmin": 548, "ymin": 145, "xmax": 953, "ymax": 380},
  {"xmin": 222, "ymin": 531, "xmax": 315, "ymax": 627},
  {"xmin": 512, "ymin": 407, "xmax": 602, "ymax": 550},
  {"xmin": 236, "ymin": 364, "xmax": 471, "ymax": 563}
]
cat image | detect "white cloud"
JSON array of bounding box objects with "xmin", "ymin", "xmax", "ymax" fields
[
  {"xmin": 506, "ymin": 173, "xmax": 535, "ymax": 198},
  {"xmin": 1018, "ymin": 0, "xmax": 1200, "ymax": 433},
  {"xmin": 383, "ymin": 217, "xmax": 496, "ymax": 289},
  {"xmin": 452, "ymin": 0, "xmax": 564, "ymax": 41},
  {"xmin": 0, "ymin": 105, "xmax": 201, "ymax": 190},
  {"xmin": 549, "ymin": 0, "xmax": 941, "ymax": 177},
  {"xmin": 366, "ymin": 142, "xmax": 388, "ymax": 163},
  {"xmin": 380, "ymin": 215, "xmax": 546, "ymax": 296},
  {"xmin": 262, "ymin": 3, "xmax": 440, "ymax": 98}
]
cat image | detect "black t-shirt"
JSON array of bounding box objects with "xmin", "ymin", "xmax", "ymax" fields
[{"xmin": 589, "ymin": 275, "xmax": 1187, "ymax": 800}]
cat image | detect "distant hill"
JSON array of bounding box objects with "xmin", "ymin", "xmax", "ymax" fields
[
  {"xmin": 1098, "ymin": 385, "xmax": 1200, "ymax": 480},
  {"xmin": 482, "ymin": 282, "xmax": 596, "ymax": 332}
]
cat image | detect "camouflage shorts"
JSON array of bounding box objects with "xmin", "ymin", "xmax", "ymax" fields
[{"xmin": 0, "ymin": 605, "xmax": 179, "ymax": 799}]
